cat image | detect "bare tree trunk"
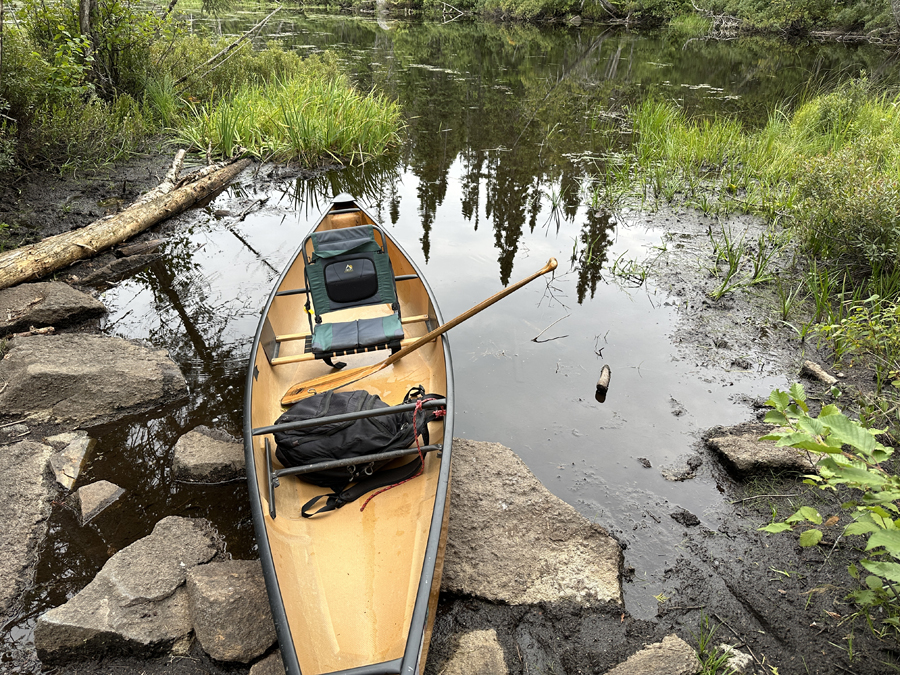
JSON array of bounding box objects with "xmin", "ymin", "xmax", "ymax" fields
[
  {"xmin": 0, "ymin": 156, "xmax": 252, "ymax": 290},
  {"xmin": 893, "ymin": 0, "xmax": 900, "ymax": 29}
]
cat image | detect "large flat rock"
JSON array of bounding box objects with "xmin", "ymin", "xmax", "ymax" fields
[
  {"xmin": 0, "ymin": 440, "xmax": 56, "ymax": 614},
  {"xmin": 35, "ymin": 517, "xmax": 221, "ymax": 663},
  {"xmin": 442, "ymin": 439, "xmax": 622, "ymax": 606},
  {"xmin": 0, "ymin": 281, "xmax": 106, "ymax": 336},
  {"xmin": 0, "ymin": 334, "xmax": 188, "ymax": 427}
]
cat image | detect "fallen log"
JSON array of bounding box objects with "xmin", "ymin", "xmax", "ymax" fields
[{"xmin": 0, "ymin": 155, "xmax": 252, "ymax": 291}]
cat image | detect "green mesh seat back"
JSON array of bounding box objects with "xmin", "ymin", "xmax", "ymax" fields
[{"xmin": 305, "ymin": 225, "xmax": 397, "ymax": 316}]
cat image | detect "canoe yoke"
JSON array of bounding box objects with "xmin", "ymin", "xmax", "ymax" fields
[{"xmin": 251, "ymin": 397, "xmax": 447, "ymax": 520}]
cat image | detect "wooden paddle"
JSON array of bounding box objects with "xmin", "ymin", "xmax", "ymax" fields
[{"xmin": 281, "ymin": 257, "xmax": 559, "ymax": 406}]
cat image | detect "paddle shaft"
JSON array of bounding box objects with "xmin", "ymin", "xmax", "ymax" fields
[
  {"xmin": 382, "ymin": 257, "xmax": 558, "ymax": 368},
  {"xmin": 281, "ymin": 258, "xmax": 558, "ymax": 404}
]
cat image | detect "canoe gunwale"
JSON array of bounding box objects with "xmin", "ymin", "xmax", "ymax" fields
[
  {"xmin": 243, "ymin": 194, "xmax": 455, "ymax": 675},
  {"xmin": 251, "ymin": 397, "xmax": 448, "ymax": 436}
]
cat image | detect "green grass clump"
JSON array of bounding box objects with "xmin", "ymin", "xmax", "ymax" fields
[
  {"xmin": 628, "ymin": 80, "xmax": 900, "ymax": 282},
  {"xmin": 176, "ymin": 74, "xmax": 402, "ymax": 165}
]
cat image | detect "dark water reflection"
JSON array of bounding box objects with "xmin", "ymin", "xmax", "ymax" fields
[{"xmin": 3, "ymin": 12, "xmax": 897, "ymax": 665}]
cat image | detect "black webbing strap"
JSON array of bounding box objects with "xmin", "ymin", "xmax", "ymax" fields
[{"xmin": 301, "ymin": 457, "xmax": 424, "ymax": 518}]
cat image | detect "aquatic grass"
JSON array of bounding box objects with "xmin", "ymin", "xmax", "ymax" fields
[{"xmin": 176, "ymin": 74, "xmax": 402, "ymax": 165}]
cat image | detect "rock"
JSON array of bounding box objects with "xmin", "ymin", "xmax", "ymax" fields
[
  {"xmin": 45, "ymin": 430, "xmax": 89, "ymax": 448},
  {"xmin": 717, "ymin": 643, "xmax": 754, "ymax": 673},
  {"xmin": 671, "ymin": 509, "xmax": 700, "ymax": 527},
  {"xmin": 0, "ymin": 334, "xmax": 188, "ymax": 427},
  {"xmin": 442, "ymin": 439, "xmax": 622, "ymax": 606},
  {"xmin": 74, "ymin": 480, "xmax": 125, "ymax": 524},
  {"xmin": 0, "ymin": 440, "xmax": 56, "ymax": 614},
  {"xmin": 0, "ymin": 281, "xmax": 106, "ymax": 336},
  {"xmin": 35, "ymin": 516, "xmax": 221, "ymax": 663},
  {"xmin": 605, "ymin": 634, "xmax": 700, "ymax": 675},
  {"xmin": 251, "ymin": 651, "xmax": 285, "ymax": 675},
  {"xmin": 707, "ymin": 431, "xmax": 816, "ymax": 475},
  {"xmin": 173, "ymin": 426, "xmax": 244, "ymax": 483},
  {"xmin": 661, "ymin": 454, "xmax": 702, "ymax": 482},
  {"xmin": 49, "ymin": 434, "xmax": 95, "ymax": 489},
  {"xmin": 800, "ymin": 360, "xmax": 838, "ymax": 386},
  {"xmin": 186, "ymin": 560, "xmax": 276, "ymax": 663},
  {"xmin": 442, "ymin": 629, "xmax": 508, "ymax": 675}
]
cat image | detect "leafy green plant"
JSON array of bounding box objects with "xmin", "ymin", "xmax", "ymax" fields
[
  {"xmin": 691, "ymin": 613, "xmax": 737, "ymax": 675},
  {"xmin": 758, "ymin": 383, "xmax": 900, "ymax": 633}
]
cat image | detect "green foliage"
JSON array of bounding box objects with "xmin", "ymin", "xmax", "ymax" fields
[
  {"xmin": 817, "ymin": 296, "xmax": 900, "ymax": 394},
  {"xmin": 792, "ymin": 141, "xmax": 900, "ymax": 277},
  {"xmin": 703, "ymin": 0, "xmax": 895, "ymax": 34},
  {"xmin": 759, "ymin": 383, "xmax": 900, "ymax": 633},
  {"xmin": 176, "ymin": 73, "xmax": 402, "ymax": 165}
]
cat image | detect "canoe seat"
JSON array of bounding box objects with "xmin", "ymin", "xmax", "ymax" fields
[{"xmin": 303, "ymin": 223, "xmax": 403, "ymax": 368}]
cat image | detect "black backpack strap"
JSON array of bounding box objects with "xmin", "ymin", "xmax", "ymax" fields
[{"xmin": 301, "ymin": 456, "xmax": 424, "ymax": 518}]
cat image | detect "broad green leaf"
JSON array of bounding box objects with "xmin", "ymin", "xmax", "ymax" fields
[
  {"xmin": 789, "ymin": 382, "xmax": 808, "ymax": 409},
  {"xmin": 797, "ymin": 415, "xmax": 825, "ymax": 437},
  {"xmin": 848, "ymin": 562, "xmax": 859, "ymax": 579},
  {"xmin": 774, "ymin": 432, "xmax": 817, "ymax": 448},
  {"xmin": 763, "ymin": 411, "xmax": 789, "ymax": 426},
  {"xmin": 867, "ymin": 530, "xmax": 900, "ymax": 554},
  {"xmin": 828, "ymin": 465, "xmax": 887, "ymax": 487},
  {"xmin": 759, "ymin": 523, "xmax": 792, "ymax": 534},
  {"xmin": 866, "ymin": 574, "xmax": 885, "ymax": 590},
  {"xmin": 799, "ymin": 529, "xmax": 823, "ymax": 546},
  {"xmin": 824, "ymin": 413, "xmax": 877, "ymax": 454},
  {"xmin": 766, "ymin": 389, "xmax": 790, "ymax": 411},
  {"xmin": 844, "ymin": 522, "xmax": 879, "ymax": 536},
  {"xmin": 791, "ymin": 506, "xmax": 823, "ymax": 524},
  {"xmin": 861, "ymin": 560, "xmax": 900, "ymax": 583},
  {"xmin": 819, "ymin": 404, "xmax": 841, "ymax": 418}
]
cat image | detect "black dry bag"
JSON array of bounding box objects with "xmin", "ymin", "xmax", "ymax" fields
[{"xmin": 272, "ymin": 386, "xmax": 444, "ymax": 517}]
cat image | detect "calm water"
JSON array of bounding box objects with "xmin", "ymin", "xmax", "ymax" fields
[{"xmin": 3, "ymin": 9, "xmax": 897, "ymax": 666}]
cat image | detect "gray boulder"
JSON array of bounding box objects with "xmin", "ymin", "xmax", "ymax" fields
[
  {"xmin": 74, "ymin": 480, "xmax": 125, "ymax": 525},
  {"xmin": 605, "ymin": 634, "xmax": 700, "ymax": 675},
  {"xmin": 442, "ymin": 630, "xmax": 508, "ymax": 675},
  {"xmin": 0, "ymin": 334, "xmax": 187, "ymax": 427},
  {"xmin": 35, "ymin": 516, "xmax": 220, "ymax": 663},
  {"xmin": 251, "ymin": 652, "xmax": 285, "ymax": 675},
  {"xmin": 442, "ymin": 439, "xmax": 622, "ymax": 606},
  {"xmin": 0, "ymin": 281, "xmax": 106, "ymax": 336},
  {"xmin": 173, "ymin": 426, "xmax": 244, "ymax": 483},
  {"xmin": 186, "ymin": 560, "xmax": 276, "ymax": 663},
  {"xmin": 0, "ymin": 440, "xmax": 56, "ymax": 614},
  {"xmin": 707, "ymin": 428, "xmax": 816, "ymax": 475}
]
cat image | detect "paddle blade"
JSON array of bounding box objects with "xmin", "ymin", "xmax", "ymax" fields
[{"xmin": 280, "ymin": 363, "xmax": 382, "ymax": 406}]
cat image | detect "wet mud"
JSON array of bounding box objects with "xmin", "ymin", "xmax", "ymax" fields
[{"xmin": 2, "ymin": 161, "xmax": 896, "ymax": 675}]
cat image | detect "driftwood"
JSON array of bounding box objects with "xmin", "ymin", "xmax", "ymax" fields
[
  {"xmin": 0, "ymin": 154, "xmax": 251, "ymax": 291},
  {"xmin": 595, "ymin": 364, "xmax": 611, "ymax": 403}
]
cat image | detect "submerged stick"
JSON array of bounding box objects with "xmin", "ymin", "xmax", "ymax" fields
[{"xmin": 595, "ymin": 364, "xmax": 611, "ymax": 403}]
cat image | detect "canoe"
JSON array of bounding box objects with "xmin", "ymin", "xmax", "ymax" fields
[{"xmin": 243, "ymin": 194, "xmax": 454, "ymax": 675}]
